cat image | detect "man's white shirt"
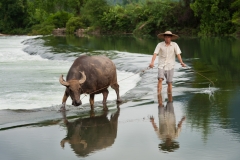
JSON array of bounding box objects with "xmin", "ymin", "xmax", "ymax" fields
[{"xmin": 154, "ymin": 42, "xmax": 181, "ymax": 70}]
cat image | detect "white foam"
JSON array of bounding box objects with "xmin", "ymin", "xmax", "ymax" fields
[
  {"xmin": 0, "ymin": 36, "xmax": 141, "ymax": 110},
  {"xmin": 0, "ymin": 36, "xmax": 45, "ymax": 62},
  {"xmin": 0, "ymin": 69, "xmax": 140, "ymax": 110}
]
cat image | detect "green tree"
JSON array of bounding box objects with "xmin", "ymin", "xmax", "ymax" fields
[
  {"xmin": 231, "ymin": 0, "xmax": 240, "ymax": 26},
  {"xmin": 51, "ymin": 11, "xmax": 73, "ymax": 28},
  {"xmin": 0, "ymin": 0, "xmax": 29, "ymax": 33},
  {"xmin": 81, "ymin": 0, "xmax": 110, "ymax": 27},
  {"xmin": 190, "ymin": 0, "xmax": 235, "ymax": 36},
  {"xmin": 101, "ymin": 0, "xmax": 198, "ymax": 35},
  {"xmin": 67, "ymin": 0, "xmax": 86, "ymax": 15},
  {"xmin": 29, "ymin": 0, "xmax": 71, "ymax": 13},
  {"xmin": 101, "ymin": 4, "xmax": 134, "ymax": 33},
  {"xmin": 178, "ymin": 0, "xmax": 199, "ymax": 29},
  {"xmin": 66, "ymin": 16, "xmax": 86, "ymax": 33},
  {"xmin": 133, "ymin": 1, "xmax": 177, "ymax": 35}
]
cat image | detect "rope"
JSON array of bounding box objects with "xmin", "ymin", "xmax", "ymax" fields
[
  {"xmin": 80, "ymin": 65, "xmax": 215, "ymax": 101},
  {"xmin": 185, "ymin": 66, "xmax": 215, "ymax": 88},
  {"xmin": 121, "ymin": 65, "xmax": 215, "ymax": 101},
  {"xmin": 80, "ymin": 67, "xmax": 151, "ymax": 100}
]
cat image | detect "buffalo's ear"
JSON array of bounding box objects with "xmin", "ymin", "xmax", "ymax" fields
[
  {"xmin": 79, "ymin": 71, "xmax": 86, "ymax": 84},
  {"xmin": 59, "ymin": 75, "xmax": 70, "ymax": 87}
]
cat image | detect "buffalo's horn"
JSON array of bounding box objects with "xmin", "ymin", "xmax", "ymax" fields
[
  {"xmin": 59, "ymin": 75, "xmax": 70, "ymax": 87},
  {"xmin": 79, "ymin": 71, "xmax": 86, "ymax": 84}
]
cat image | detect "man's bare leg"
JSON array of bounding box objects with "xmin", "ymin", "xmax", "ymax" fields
[
  {"xmin": 157, "ymin": 93, "xmax": 163, "ymax": 107},
  {"xmin": 167, "ymin": 92, "xmax": 173, "ymax": 102},
  {"xmin": 158, "ymin": 79, "xmax": 163, "ymax": 94},
  {"xmin": 167, "ymin": 82, "xmax": 172, "ymax": 94}
]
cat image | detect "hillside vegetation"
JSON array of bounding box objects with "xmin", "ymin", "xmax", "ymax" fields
[{"xmin": 0, "ymin": 0, "xmax": 239, "ymax": 36}]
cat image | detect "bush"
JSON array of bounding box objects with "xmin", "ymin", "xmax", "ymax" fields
[
  {"xmin": 133, "ymin": 20, "xmax": 154, "ymax": 35},
  {"xmin": 66, "ymin": 17, "xmax": 86, "ymax": 34},
  {"xmin": 81, "ymin": 0, "xmax": 110, "ymax": 27},
  {"xmin": 101, "ymin": 5, "xmax": 133, "ymax": 33},
  {"xmin": 191, "ymin": 0, "xmax": 235, "ymax": 36},
  {"xmin": 29, "ymin": 11, "xmax": 72, "ymax": 35},
  {"xmin": 8, "ymin": 28, "xmax": 30, "ymax": 35},
  {"xmin": 30, "ymin": 23, "xmax": 55, "ymax": 35},
  {"xmin": 51, "ymin": 11, "xmax": 73, "ymax": 28}
]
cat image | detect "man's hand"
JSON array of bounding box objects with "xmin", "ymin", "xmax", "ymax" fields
[
  {"xmin": 181, "ymin": 63, "xmax": 186, "ymax": 67},
  {"xmin": 177, "ymin": 116, "xmax": 186, "ymax": 127},
  {"xmin": 149, "ymin": 53, "xmax": 157, "ymax": 68},
  {"xmin": 149, "ymin": 116, "xmax": 155, "ymax": 122},
  {"xmin": 149, "ymin": 63, "xmax": 154, "ymax": 68}
]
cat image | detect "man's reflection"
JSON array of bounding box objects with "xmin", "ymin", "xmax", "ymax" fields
[
  {"xmin": 150, "ymin": 93, "xmax": 185, "ymax": 152},
  {"xmin": 61, "ymin": 109, "xmax": 120, "ymax": 157}
]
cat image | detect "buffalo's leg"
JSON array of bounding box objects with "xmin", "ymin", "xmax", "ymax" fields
[
  {"xmin": 61, "ymin": 109, "xmax": 69, "ymax": 124},
  {"xmin": 111, "ymin": 83, "xmax": 122, "ymax": 103},
  {"xmin": 102, "ymin": 89, "xmax": 109, "ymax": 110},
  {"xmin": 89, "ymin": 94, "xmax": 95, "ymax": 110},
  {"xmin": 61, "ymin": 89, "xmax": 69, "ymax": 110},
  {"xmin": 110, "ymin": 107, "xmax": 120, "ymax": 122},
  {"xmin": 60, "ymin": 110, "xmax": 69, "ymax": 147},
  {"xmin": 60, "ymin": 138, "xmax": 69, "ymax": 148},
  {"xmin": 90, "ymin": 110, "xmax": 95, "ymax": 117}
]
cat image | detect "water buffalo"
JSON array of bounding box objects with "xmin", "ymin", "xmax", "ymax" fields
[
  {"xmin": 61, "ymin": 109, "xmax": 120, "ymax": 157},
  {"xmin": 59, "ymin": 55, "xmax": 121, "ymax": 110}
]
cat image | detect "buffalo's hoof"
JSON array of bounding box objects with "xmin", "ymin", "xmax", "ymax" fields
[
  {"xmin": 89, "ymin": 110, "xmax": 95, "ymax": 117},
  {"xmin": 103, "ymin": 107, "xmax": 109, "ymax": 111},
  {"xmin": 116, "ymin": 99, "xmax": 123, "ymax": 103},
  {"xmin": 102, "ymin": 103, "xmax": 108, "ymax": 111},
  {"xmin": 59, "ymin": 106, "xmax": 67, "ymax": 112}
]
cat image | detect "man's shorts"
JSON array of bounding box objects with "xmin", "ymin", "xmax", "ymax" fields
[{"xmin": 158, "ymin": 68, "xmax": 174, "ymax": 83}]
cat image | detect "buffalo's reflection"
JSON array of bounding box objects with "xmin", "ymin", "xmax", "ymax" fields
[
  {"xmin": 61, "ymin": 109, "xmax": 120, "ymax": 157},
  {"xmin": 150, "ymin": 93, "xmax": 185, "ymax": 152}
]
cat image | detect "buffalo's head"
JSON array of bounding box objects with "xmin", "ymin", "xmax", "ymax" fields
[{"xmin": 59, "ymin": 71, "xmax": 86, "ymax": 106}]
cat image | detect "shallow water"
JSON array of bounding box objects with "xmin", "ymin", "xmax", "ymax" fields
[{"xmin": 0, "ymin": 35, "xmax": 240, "ymax": 160}]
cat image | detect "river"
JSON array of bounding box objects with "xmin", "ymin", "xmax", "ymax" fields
[{"xmin": 0, "ymin": 35, "xmax": 240, "ymax": 160}]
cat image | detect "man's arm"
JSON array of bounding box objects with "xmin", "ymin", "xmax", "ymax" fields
[
  {"xmin": 149, "ymin": 53, "xmax": 157, "ymax": 68},
  {"xmin": 150, "ymin": 116, "xmax": 158, "ymax": 131},
  {"xmin": 177, "ymin": 54, "xmax": 186, "ymax": 67},
  {"xmin": 176, "ymin": 116, "xmax": 186, "ymax": 137}
]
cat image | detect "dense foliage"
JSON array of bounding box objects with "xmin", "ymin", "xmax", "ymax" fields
[
  {"xmin": 231, "ymin": 0, "xmax": 240, "ymax": 36},
  {"xmin": 190, "ymin": 0, "xmax": 236, "ymax": 36},
  {"xmin": 0, "ymin": 0, "xmax": 239, "ymax": 36}
]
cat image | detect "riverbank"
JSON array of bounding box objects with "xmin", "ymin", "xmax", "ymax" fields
[
  {"xmin": 50, "ymin": 27, "xmax": 240, "ymax": 38},
  {"xmin": 1, "ymin": 27, "xmax": 240, "ymax": 39}
]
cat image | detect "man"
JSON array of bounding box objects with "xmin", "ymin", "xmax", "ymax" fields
[
  {"xmin": 150, "ymin": 93, "xmax": 185, "ymax": 152},
  {"xmin": 149, "ymin": 31, "xmax": 186, "ymax": 94}
]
